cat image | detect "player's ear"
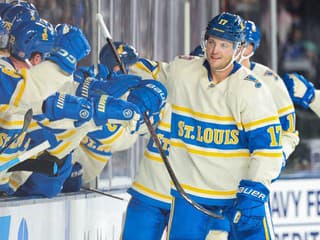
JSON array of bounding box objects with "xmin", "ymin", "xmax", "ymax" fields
[{"xmin": 30, "ymin": 53, "xmax": 42, "ymax": 65}]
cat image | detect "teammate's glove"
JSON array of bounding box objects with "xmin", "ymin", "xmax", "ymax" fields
[
  {"xmin": 76, "ymin": 74, "xmax": 141, "ymax": 99},
  {"xmin": 92, "ymin": 95, "xmax": 142, "ymax": 132},
  {"xmin": 282, "ymin": 73, "xmax": 315, "ymax": 109},
  {"xmin": 230, "ymin": 180, "xmax": 269, "ymax": 231},
  {"xmin": 127, "ymin": 79, "xmax": 167, "ymax": 116},
  {"xmin": 48, "ymin": 24, "xmax": 91, "ymax": 74},
  {"xmin": 43, "ymin": 92, "xmax": 93, "ymax": 127},
  {"xmin": 61, "ymin": 162, "xmax": 83, "ymax": 193},
  {"xmin": 73, "ymin": 64, "xmax": 109, "ymax": 83}
]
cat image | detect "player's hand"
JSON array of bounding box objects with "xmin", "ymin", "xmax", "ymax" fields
[
  {"xmin": 127, "ymin": 79, "xmax": 167, "ymax": 116},
  {"xmin": 43, "ymin": 92, "xmax": 93, "ymax": 127},
  {"xmin": 230, "ymin": 180, "xmax": 269, "ymax": 231},
  {"xmin": 48, "ymin": 24, "xmax": 91, "ymax": 74},
  {"xmin": 282, "ymin": 73, "xmax": 315, "ymax": 109},
  {"xmin": 92, "ymin": 95, "xmax": 142, "ymax": 133},
  {"xmin": 76, "ymin": 75, "xmax": 141, "ymax": 99}
]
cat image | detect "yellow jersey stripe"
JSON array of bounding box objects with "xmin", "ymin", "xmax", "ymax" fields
[
  {"xmin": 172, "ymin": 104, "xmax": 235, "ymax": 122},
  {"xmin": 278, "ymin": 105, "xmax": 294, "ymax": 115},
  {"xmin": 100, "ymin": 127, "xmax": 124, "ymax": 145},
  {"xmin": 177, "ymin": 182, "xmax": 237, "ymax": 196},
  {"xmin": 144, "ymin": 151, "xmax": 163, "ymax": 162},
  {"xmin": 243, "ymin": 116, "xmax": 279, "ymax": 129},
  {"xmin": 80, "ymin": 145, "xmax": 110, "ymax": 163},
  {"xmin": 132, "ymin": 181, "xmax": 172, "ymax": 201}
]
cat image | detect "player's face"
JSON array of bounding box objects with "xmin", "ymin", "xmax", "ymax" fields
[{"xmin": 205, "ymin": 36, "xmax": 235, "ymax": 71}]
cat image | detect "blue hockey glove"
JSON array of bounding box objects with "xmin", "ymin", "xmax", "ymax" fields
[
  {"xmin": 62, "ymin": 162, "xmax": 83, "ymax": 193},
  {"xmin": 127, "ymin": 79, "xmax": 167, "ymax": 115},
  {"xmin": 43, "ymin": 92, "xmax": 93, "ymax": 127},
  {"xmin": 73, "ymin": 65, "xmax": 95, "ymax": 83},
  {"xmin": 92, "ymin": 95, "xmax": 142, "ymax": 132},
  {"xmin": 230, "ymin": 180, "xmax": 269, "ymax": 231},
  {"xmin": 14, "ymin": 154, "xmax": 73, "ymax": 198},
  {"xmin": 95, "ymin": 64, "xmax": 109, "ymax": 81},
  {"xmin": 282, "ymin": 73, "xmax": 315, "ymax": 109},
  {"xmin": 48, "ymin": 24, "xmax": 91, "ymax": 74},
  {"xmin": 73, "ymin": 64, "xmax": 109, "ymax": 83},
  {"xmin": 76, "ymin": 74, "xmax": 141, "ymax": 99}
]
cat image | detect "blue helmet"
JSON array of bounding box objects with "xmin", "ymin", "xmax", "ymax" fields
[
  {"xmin": 2, "ymin": 3, "xmax": 39, "ymax": 31},
  {"xmin": 205, "ymin": 12, "xmax": 245, "ymax": 44},
  {"xmin": 99, "ymin": 41, "xmax": 139, "ymax": 71},
  {"xmin": 0, "ymin": 3, "xmax": 12, "ymax": 17},
  {"xmin": 8, "ymin": 20, "xmax": 55, "ymax": 61},
  {"xmin": 244, "ymin": 20, "xmax": 261, "ymax": 52},
  {"xmin": 190, "ymin": 44, "xmax": 205, "ymax": 57},
  {"xmin": 0, "ymin": 17, "xmax": 8, "ymax": 48}
]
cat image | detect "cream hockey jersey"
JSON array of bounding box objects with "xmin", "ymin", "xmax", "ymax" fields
[
  {"xmin": 131, "ymin": 56, "xmax": 283, "ymax": 206},
  {"xmin": 250, "ymin": 62, "xmax": 299, "ymax": 160},
  {"xmin": 0, "ymin": 60, "xmax": 74, "ymax": 168},
  {"xmin": 72, "ymin": 123, "xmax": 139, "ymax": 183},
  {"xmin": 128, "ymin": 104, "xmax": 172, "ymax": 209}
]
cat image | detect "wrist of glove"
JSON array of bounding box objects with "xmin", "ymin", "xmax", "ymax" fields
[
  {"xmin": 47, "ymin": 24, "xmax": 91, "ymax": 74},
  {"xmin": 43, "ymin": 92, "xmax": 93, "ymax": 127},
  {"xmin": 127, "ymin": 79, "xmax": 167, "ymax": 115},
  {"xmin": 76, "ymin": 74, "xmax": 141, "ymax": 99},
  {"xmin": 92, "ymin": 95, "xmax": 142, "ymax": 133},
  {"xmin": 282, "ymin": 73, "xmax": 315, "ymax": 109},
  {"xmin": 231, "ymin": 180, "xmax": 269, "ymax": 231},
  {"xmin": 62, "ymin": 162, "xmax": 83, "ymax": 193}
]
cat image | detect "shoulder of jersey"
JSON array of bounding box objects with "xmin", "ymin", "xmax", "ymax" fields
[
  {"xmin": 235, "ymin": 66, "xmax": 263, "ymax": 89},
  {"xmin": 252, "ymin": 62, "xmax": 280, "ymax": 81}
]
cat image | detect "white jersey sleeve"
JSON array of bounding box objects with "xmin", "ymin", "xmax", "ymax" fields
[{"xmin": 250, "ymin": 62, "xmax": 299, "ymax": 159}]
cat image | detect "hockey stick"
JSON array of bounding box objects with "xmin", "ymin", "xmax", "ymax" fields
[
  {"xmin": 96, "ymin": 13, "xmax": 223, "ymax": 219},
  {"xmin": 0, "ymin": 140, "xmax": 53, "ymax": 174},
  {"xmin": 96, "ymin": 13, "xmax": 126, "ymax": 74},
  {"xmin": 0, "ymin": 108, "xmax": 33, "ymax": 154},
  {"xmin": 81, "ymin": 186, "xmax": 127, "ymax": 201}
]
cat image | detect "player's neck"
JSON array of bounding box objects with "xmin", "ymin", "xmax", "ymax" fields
[
  {"xmin": 9, "ymin": 56, "xmax": 30, "ymax": 70},
  {"xmin": 211, "ymin": 65, "xmax": 233, "ymax": 84}
]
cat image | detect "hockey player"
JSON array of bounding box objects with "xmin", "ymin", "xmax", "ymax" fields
[
  {"xmin": 0, "ymin": 17, "xmax": 8, "ymax": 56},
  {"xmin": 0, "ymin": 22, "xmax": 91, "ymax": 195},
  {"xmin": 239, "ymin": 20, "xmax": 299, "ymax": 174},
  {"xmin": 5, "ymin": 25, "xmax": 146, "ymax": 197},
  {"xmin": 66, "ymin": 45, "xmax": 166, "ymax": 191},
  {"xmin": 127, "ymin": 12, "xmax": 283, "ymax": 239},
  {"xmin": 99, "ymin": 41, "xmax": 139, "ymax": 74}
]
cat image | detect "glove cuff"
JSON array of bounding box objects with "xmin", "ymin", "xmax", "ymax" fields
[
  {"xmin": 237, "ymin": 180, "xmax": 269, "ymax": 203},
  {"xmin": 48, "ymin": 49, "xmax": 76, "ymax": 75}
]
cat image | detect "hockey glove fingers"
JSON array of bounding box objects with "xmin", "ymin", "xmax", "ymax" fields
[
  {"xmin": 105, "ymin": 74, "xmax": 142, "ymax": 98},
  {"xmin": 231, "ymin": 180, "xmax": 269, "ymax": 231},
  {"xmin": 92, "ymin": 95, "xmax": 142, "ymax": 133},
  {"xmin": 76, "ymin": 74, "xmax": 141, "ymax": 99},
  {"xmin": 43, "ymin": 92, "xmax": 93, "ymax": 127},
  {"xmin": 48, "ymin": 24, "xmax": 91, "ymax": 74},
  {"xmin": 73, "ymin": 65, "xmax": 95, "ymax": 83},
  {"xmin": 62, "ymin": 162, "xmax": 83, "ymax": 193},
  {"xmin": 74, "ymin": 64, "xmax": 109, "ymax": 83},
  {"xmin": 127, "ymin": 79, "xmax": 167, "ymax": 116},
  {"xmin": 282, "ymin": 73, "xmax": 315, "ymax": 109}
]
